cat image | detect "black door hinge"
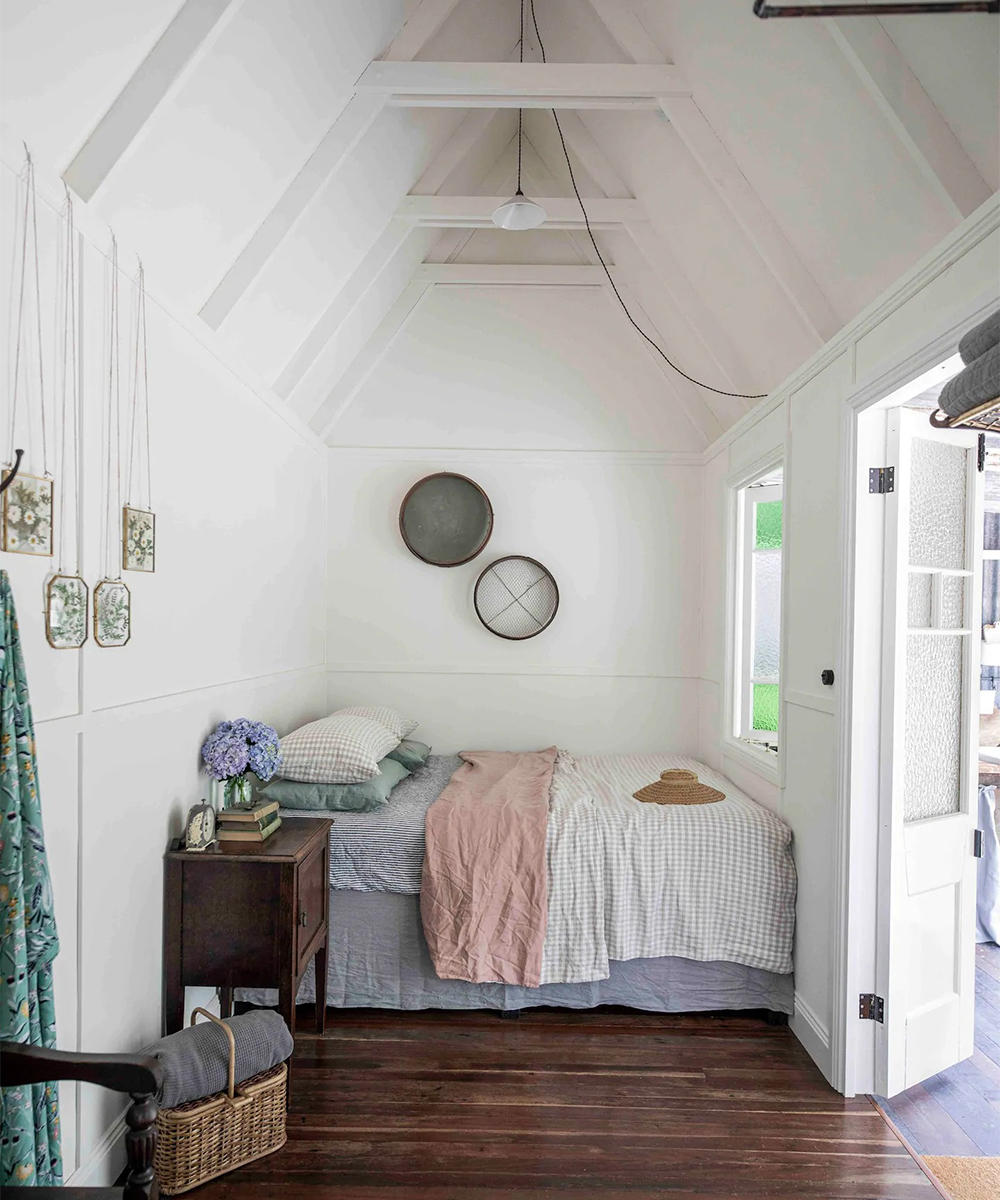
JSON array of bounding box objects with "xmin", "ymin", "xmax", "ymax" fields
[
  {"xmin": 859, "ymin": 993, "xmax": 884, "ymax": 1022},
  {"xmin": 979, "ymin": 434, "xmax": 987, "ymax": 472},
  {"xmin": 869, "ymin": 467, "xmax": 894, "ymax": 494},
  {"xmin": 974, "ymin": 829, "xmax": 985, "ymax": 858}
]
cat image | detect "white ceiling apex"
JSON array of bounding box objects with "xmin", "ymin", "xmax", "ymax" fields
[
  {"xmin": 585, "ymin": 0, "xmax": 667, "ymax": 65},
  {"xmin": 826, "ymin": 18, "xmax": 991, "ymax": 222},
  {"xmin": 410, "ymin": 109, "xmax": 504, "ymax": 194},
  {"xmin": 381, "ymin": 0, "xmax": 465, "ymax": 62},
  {"xmin": 353, "ymin": 61, "xmax": 691, "ymax": 107},
  {"xmin": 395, "ymin": 194, "xmax": 645, "ymax": 227}
]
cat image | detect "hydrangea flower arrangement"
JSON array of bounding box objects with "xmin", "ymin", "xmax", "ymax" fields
[{"xmin": 201, "ymin": 718, "xmax": 281, "ymax": 808}]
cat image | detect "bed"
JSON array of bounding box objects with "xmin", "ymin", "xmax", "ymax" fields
[{"xmin": 238, "ymin": 752, "xmax": 795, "ymax": 1016}]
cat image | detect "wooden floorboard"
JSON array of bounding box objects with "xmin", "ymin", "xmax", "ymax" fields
[
  {"xmin": 877, "ymin": 941, "xmax": 1000, "ymax": 1156},
  {"xmin": 191, "ymin": 1007, "xmax": 937, "ymax": 1198}
]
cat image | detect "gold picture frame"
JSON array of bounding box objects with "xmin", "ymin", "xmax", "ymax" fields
[
  {"xmin": 45, "ymin": 574, "xmax": 89, "ymax": 649},
  {"xmin": 122, "ymin": 505, "xmax": 155, "ymax": 573},
  {"xmin": 93, "ymin": 579, "xmax": 131, "ymax": 648},
  {"xmin": 2, "ymin": 471, "xmax": 54, "ymax": 556}
]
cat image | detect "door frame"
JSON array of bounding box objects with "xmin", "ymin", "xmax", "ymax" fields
[{"xmin": 832, "ymin": 294, "xmax": 996, "ymax": 1097}]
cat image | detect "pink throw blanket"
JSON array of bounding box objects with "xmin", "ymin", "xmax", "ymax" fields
[{"xmin": 420, "ymin": 747, "xmax": 557, "ymax": 988}]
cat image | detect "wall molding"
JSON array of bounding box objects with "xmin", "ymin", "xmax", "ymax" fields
[
  {"xmin": 66, "ymin": 1111, "xmax": 126, "ymax": 1189},
  {"xmin": 326, "ymin": 445, "xmax": 705, "ymax": 466},
  {"xmin": 328, "ymin": 664, "xmax": 702, "ymax": 680},
  {"xmin": 791, "ymin": 991, "xmax": 833, "ymax": 1086},
  {"xmin": 785, "ymin": 689, "xmax": 836, "ymax": 716}
]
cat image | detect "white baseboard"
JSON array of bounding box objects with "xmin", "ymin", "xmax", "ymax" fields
[
  {"xmin": 66, "ymin": 1111, "xmax": 126, "ymax": 1188},
  {"xmin": 790, "ymin": 991, "xmax": 835, "ymax": 1088}
]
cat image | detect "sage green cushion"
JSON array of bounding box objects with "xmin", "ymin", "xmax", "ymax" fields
[
  {"xmin": 261, "ymin": 756, "xmax": 410, "ymax": 812},
  {"xmin": 385, "ymin": 739, "xmax": 432, "ymax": 772}
]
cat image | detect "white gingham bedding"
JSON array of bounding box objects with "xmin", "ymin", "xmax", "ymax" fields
[{"xmin": 539, "ymin": 753, "xmax": 796, "ymax": 983}]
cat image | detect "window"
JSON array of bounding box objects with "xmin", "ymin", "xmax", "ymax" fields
[{"xmin": 732, "ymin": 468, "xmax": 783, "ymax": 756}]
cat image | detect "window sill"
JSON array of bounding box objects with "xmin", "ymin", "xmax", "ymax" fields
[{"xmin": 722, "ymin": 737, "xmax": 781, "ymax": 785}]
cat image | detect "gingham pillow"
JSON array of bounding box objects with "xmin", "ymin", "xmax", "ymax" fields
[
  {"xmin": 277, "ymin": 714, "xmax": 400, "ymax": 784},
  {"xmin": 336, "ymin": 705, "xmax": 417, "ymax": 740}
]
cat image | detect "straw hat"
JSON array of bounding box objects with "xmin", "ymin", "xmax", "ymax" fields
[{"xmin": 633, "ymin": 769, "xmax": 725, "ymax": 806}]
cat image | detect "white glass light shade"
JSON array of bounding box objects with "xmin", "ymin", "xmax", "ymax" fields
[{"xmin": 491, "ymin": 192, "xmax": 547, "ymax": 230}]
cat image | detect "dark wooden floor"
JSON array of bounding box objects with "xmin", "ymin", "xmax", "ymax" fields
[
  {"xmin": 878, "ymin": 940, "xmax": 1000, "ymax": 1156},
  {"xmin": 193, "ymin": 1006, "xmax": 936, "ymax": 1198}
]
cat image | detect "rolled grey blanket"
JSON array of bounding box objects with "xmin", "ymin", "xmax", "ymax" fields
[
  {"xmin": 959, "ymin": 311, "xmax": 1000, "ymax": 366},
  {"xmin": 939, "ymin": 343, "xmax": 1000, "ymax": 418},
  {"xmin": 142, "ymin": 1009, "xmax": 293, "ymax": 1108}
]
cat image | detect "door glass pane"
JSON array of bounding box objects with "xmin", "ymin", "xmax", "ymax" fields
[
  {"xmin": 904, "ymin": 633, "xmax": 962, "ymax": 821},
  {"xmin": 941, "ymin": 577, "xmax": 966, "ymax": 630},
  {"xmin": 909, "ymin": 438, "xmax": 967, "ymax": 570},
  {"xmin": 752, "ymin": 550, "xmax": 781, "ymax": 678},
  {"xmin": 908, "ymin": 574, "xmax": 932, "ymax": 628}
]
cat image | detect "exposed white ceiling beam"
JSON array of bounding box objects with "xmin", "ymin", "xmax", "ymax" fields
[
  {"xmin": 413, "ymin": 264, "xmax": 605, "ymax": 285},
  {"xmin": 410, "ymin": 110, "xmax": 503, "ymax": 195},
  {"xmin": 380, "ymin": 0, "xmax": 464, "ymax": 62},
  {"xmin": 624, "ymin": 222, "xmax": 758, "ymax": 398},
  {"xmin": 585, "ymin": 0, "xmax": 664, "ymax": 65},
  {"xmin": 659, "ymin": 97, "xmax": 839, "ymax": 343},
  {"xmin": 314, "ymin": 281, "xmax": 433, "ymax": 439},
  {"xmin": 273, "ymin": 219, "xmax": 413, "ymax": 400},
  {"xmin": 826, "ymin": 18, "xmax": 991, "ymax": 221},
  {"xmin": 62, "ymin": 0, "xmax": 242, "ymax": 200},
  {"xmin": 354, "ymin": 61, "xmax": 690, "ymax": 108},
  {"xmin": 198, "ymin": 93, "xmax": 385, "ymax": 329},
  {"xmin": 585, "ymin": 0, "xmax": 840, "ymax": 344},
  {"xmin": 396, "ymin": 195, "xmax": 644, "ymax": 227}
]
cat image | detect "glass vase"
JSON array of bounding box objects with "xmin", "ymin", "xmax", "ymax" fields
[{"xmin": 223, "ymin": 774, "xmax": 254, "ymax": 810}]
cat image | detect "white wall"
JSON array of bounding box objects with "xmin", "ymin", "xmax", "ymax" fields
[
  {"xmin": 0, "ymin": 153, "xmax": 329, "ymax": 1184},
  {"xmin": 698, "ymin": 194, "xmax": 1000, "ymax": 1090},
  {"xmin": 327, "ymin": 282, "xmax": 705, "ymax": 754}
]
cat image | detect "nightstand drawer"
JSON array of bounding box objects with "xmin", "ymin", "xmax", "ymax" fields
[{"xmin": 296, "ymin": 841, "xmax": 327, "ymax": 969}]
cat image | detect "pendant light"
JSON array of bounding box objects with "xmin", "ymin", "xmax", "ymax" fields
[{"xmin": 492, "ymin": 0, "xmax": 546, "ymax": 231}]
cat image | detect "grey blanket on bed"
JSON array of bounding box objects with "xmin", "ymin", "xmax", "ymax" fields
[
  {"xmin": 142, "ymin": 1009, "xmax": 292, "ymax": 1108},
  {"xmin": 282, "ymin": 755, "xmax": 460, "ymax": 892}
]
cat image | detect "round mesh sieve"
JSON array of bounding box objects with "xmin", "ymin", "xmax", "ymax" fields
[{"xmin": 474, "ymin": 556, "xmax": 559, "ymax": 640}]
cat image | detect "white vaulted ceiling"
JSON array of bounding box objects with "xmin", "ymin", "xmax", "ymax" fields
[{"xmin": 2, "ymin": 0, "xmax": 997, "ymax": 450}]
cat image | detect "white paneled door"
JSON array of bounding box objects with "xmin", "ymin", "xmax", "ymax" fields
[{"xmin": 877, "ymin": 408, "xmax": 983, "ymax": 1097}]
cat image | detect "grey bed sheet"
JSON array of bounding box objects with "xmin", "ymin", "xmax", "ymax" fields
[{"xmin": 237, "ymin": 889, "xmax": 794, "ymax": 1014}]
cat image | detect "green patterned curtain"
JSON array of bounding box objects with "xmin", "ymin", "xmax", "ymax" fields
[{"xmin": 0, "ymin": 570, "xmax": 62, "ymax": 1187}]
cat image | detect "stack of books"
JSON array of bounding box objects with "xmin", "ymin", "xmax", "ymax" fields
[{"xmin": 217, "ymin": 800, "xmax": 281, "ymax": 848}]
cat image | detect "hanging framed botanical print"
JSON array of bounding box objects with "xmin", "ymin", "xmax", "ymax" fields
[
  {"xmin": 122, "ymin": 506, "xmax": 155, "ymax": 572},
  {"xmin": 93, "ymin": 579, "xmax": 130, "ymax": 647},
  {"xmin": 45, "ymin": 574, "xmax": 88, "ymax": 649},
  {"xmin": 2, "ymin": 472, "xmax": 54, "ymax": 555}
]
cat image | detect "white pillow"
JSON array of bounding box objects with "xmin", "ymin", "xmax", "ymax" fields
[
  {"xmin": 336, "ymin": 705, "xmax": 417, "ymax": 740},
  {"xmin": 278, "ymin": 713, "xmax": 400, "ymax": 784}
]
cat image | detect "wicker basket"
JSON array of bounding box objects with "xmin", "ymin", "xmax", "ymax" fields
[{"xmin": 154, "ymin": 1007, "xmax": 287, "ymax": 1195}]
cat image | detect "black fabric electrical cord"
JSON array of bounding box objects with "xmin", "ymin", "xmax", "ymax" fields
[{"xmin": 527, "ymin": 0, "xmax": 767, "ymax": 402}]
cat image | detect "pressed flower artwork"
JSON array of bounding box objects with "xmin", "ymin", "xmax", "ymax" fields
[
  {"xmin": 45, "ymin": 574, "xmax": 88, "ymax": 649},
  {"xmin": 94, "ymin": 579, "xmax": 130, "ymax": 647},
  {"xmin": 122, "ymin": 506, "xmax": 155, "ymax": 572},
  {"xmin": 2, "ymin": 473, "xmax": 54, "ymax": 556}
]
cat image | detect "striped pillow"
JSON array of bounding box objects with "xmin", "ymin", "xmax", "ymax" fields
[
  {"xmin": 336, "ymin": 705, "xmax": 417, "ymax": 740},
  {"xmin": 278, "ymin": 713, "xmax": 399, "ymax": 784}
]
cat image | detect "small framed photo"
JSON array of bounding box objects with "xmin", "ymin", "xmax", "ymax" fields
[
  {"xmin": 123, "ymin": 506, "xmax": 155, "ymax": 573},
  {"xmin": 2, "ymin": 472, "xmax": 54, "ymax": 556},
  {"xmin": 45, "ymin": 574, "xmax": 89, "ymax": 649},
  {"xmin": 94, "ymin": 579, "xmax": 131, "ymax": 648}
]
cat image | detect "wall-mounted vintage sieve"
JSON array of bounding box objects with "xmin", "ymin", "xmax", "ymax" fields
[
  {"xmin": 474, "ymin": 555, "xmax": 559, "ymax": 641},
  {"xmin": 398, "ymin": 472, "xmax": 494, "ymax": 567}
]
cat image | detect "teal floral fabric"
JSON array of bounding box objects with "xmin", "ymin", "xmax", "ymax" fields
[{"xmin": 0, "ymin": 569, "xmax": 62, "ymax": 1187}]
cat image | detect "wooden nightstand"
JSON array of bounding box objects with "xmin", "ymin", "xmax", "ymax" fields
[{"xmin": 163, "ymin": 817, "xmax": 332, "ymax": 1036}]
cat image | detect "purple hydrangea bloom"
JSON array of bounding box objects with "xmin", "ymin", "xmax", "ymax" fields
[{"xmin": 201, "ymin": 718, "xmax": 281, "ymax": 782}]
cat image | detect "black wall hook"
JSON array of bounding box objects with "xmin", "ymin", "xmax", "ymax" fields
[{"xmin": 0, "ymin": 449, "xmax": 25, "ymax": 495}]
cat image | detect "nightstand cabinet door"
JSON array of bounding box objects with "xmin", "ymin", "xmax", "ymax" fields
[
  {"xmin": 181, "ymin": 861, "xmax": 281, "ymax": 988},
  {"xmin": 296, "ymin": 841, "xmax": 327, "ymax": 971}
]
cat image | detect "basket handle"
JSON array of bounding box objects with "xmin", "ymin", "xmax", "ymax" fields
[{"xmin": 190, "ymin": 1007, "xmax": 236, "ymax": 1101}]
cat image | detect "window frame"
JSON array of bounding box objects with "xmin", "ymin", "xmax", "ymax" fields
[{"xmin": 724, "ymin": 452, "xmax": 785, "ymax": 785}]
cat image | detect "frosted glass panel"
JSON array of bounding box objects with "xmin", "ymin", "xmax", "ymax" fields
[
  {"xmin": 909, "ymin": 438, "xmax": 967, "ymax": 570},
  {"xmin": 752, "ymin": 550, "xmax": 781, "ymax": 679},
  {"xmin": 904, "ymin": 633, "xmax": 962, "ymax": 821},
  {"xmin": 941, "ymin": 577, "xmax": 966, "ymax": 629},
  {"xmin": 908, "ymin": 574, "xmax": 931, "ymax": 628}
]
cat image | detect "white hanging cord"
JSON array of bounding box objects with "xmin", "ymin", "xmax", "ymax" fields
[
  {"xmin": 7, "ymin": 147, "xmax": 47, "ymax": 470},
  {"xmin": 125, "ymin": 260, "xmax": 151, "ymax": 511},
  {"xmin": 55, "ymin": 189, "xmax": 81, "ymax": 574},
  {"xmin": 103, "ymin": 234, "xmax": 123, "ymax": 580}
]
